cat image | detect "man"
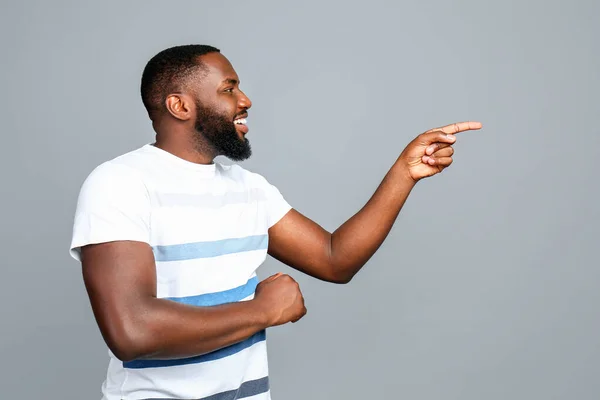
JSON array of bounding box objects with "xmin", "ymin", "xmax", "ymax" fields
[{"xmin": 69, "ymin": 44, "xmax": 481, "ymax": 400}]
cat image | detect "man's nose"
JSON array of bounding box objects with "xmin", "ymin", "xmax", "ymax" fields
[{"xmin": 238, "ymin": 91, "xmax": 252, "ymax": 110}]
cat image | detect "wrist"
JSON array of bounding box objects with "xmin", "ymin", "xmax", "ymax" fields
[
  {"xmin": 250, "ymin": 298, "xmax": 273, "ymax": 329},
  {"xmin": 391, "ymin": 161, "xmax": 418, "ymax": 187}
]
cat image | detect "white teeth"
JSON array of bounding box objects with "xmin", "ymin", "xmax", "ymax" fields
[{"xmin": 234, "ymin": 118, "xmax": 247, "ymax": 125}]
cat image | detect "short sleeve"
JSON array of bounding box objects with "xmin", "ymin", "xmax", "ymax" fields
[
  {"xmin": 69, "ymin": 162, "xmax": 151, "ymax": 261},
  {"xmin": 257, "ymin": 175, "xmax": 292, "ymax": 228}
]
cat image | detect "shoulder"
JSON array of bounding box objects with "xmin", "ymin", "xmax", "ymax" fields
[
  {"xmin": 81, "ymin": 160, "xmax": 145, "ymax": 192},
  {"xmin": 82, "ymin": 144, "xmax": 155, "ymax": 185},
  {"xmin": 77, "ymin": 149, "xmax": 151, "ymax": 204}
]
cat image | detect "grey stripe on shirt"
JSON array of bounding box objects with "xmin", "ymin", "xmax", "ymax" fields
[{"xmin": 142, "ymin": 375, "xmax": 269, "ymax": 400}]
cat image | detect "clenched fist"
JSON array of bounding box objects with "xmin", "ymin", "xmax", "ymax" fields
[
  {"xmin": 253, "ymin": 273, "xmax": 307, "ymax": 327},
  {"xmin": 397, "ymin": 121, "xmax": 482, "ymax": 182}
]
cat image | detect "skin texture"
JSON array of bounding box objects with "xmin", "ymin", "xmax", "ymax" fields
[{"xmin": 81, "ymin": 51, "xmax": 482, "ymax": 362}]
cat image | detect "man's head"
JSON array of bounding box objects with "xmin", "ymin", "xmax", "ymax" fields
[{"xmin": 141, "ymin": 45, "xmax": 253, "ymax": 161}]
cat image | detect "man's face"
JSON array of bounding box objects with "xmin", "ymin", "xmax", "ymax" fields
[{"xmin": 191, "ymin": 52, "xmax": 253, "ymax": 161}]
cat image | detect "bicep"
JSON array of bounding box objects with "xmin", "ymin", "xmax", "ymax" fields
[
  {"xmin": 80, "ymin": 240, "xmax": 155, "ymax": 353},
  {"xmin": 267, "ymin": 209, "xmax": 336, "ymax": 282}
]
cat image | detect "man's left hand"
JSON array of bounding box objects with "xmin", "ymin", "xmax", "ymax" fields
[{"xmin": 397, "ymin": 121, "xmax": 482, "ymax": 182}]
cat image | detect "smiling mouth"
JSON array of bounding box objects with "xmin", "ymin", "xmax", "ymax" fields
[{"xmin": 233, "ymin": 116, "xmax": 249, "ymax": 135}]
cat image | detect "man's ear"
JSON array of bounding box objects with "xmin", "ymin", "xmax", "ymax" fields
[{"xmin": 165, "ymin": 94, "xmax": 193, "ymax": 121}]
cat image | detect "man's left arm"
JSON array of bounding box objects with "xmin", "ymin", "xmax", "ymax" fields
[{"xmin": 267, "ymin": 121, "xmax": 482, "ymax": 283}]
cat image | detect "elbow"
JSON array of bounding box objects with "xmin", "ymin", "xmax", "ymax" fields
[
  {"xmin": 335, "ymin": 274, "xmax": 354, "ymax": 284},
  {"xmin": 326, "ymin": 239, "xmax": 358, "ymax": 284},
  {"xmin": 105, "ymin": 334, "xmax": 143, "ymax": 363},
  {"xmin": 331, "ymin": 276, "xmax": 352, "ymax": 284},
  {"xmin": 109, "ymin": 338, "xmax": 142, "ymax": 363},
  {"xmin": 102, "ymin": 317, "xmax": 153, "ymax": 362},
  {"xmin": 327, "ymin": 268, "xmax": 356, "ymax": 284},
  {"xmin": 109, "ymin": 344, "xmax": 136, "ymax": 363}
]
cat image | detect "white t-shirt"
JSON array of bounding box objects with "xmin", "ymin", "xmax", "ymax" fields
[{"xmin": 69, "ymin": 143, "xmax": 292, "ymax": 400}]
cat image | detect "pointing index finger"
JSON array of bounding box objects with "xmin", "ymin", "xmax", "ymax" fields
[{"xmin": 429, "ymin": 121, "xmax": 482, "ymax": 135}]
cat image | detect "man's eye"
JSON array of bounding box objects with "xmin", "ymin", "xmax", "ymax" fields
[{"xmin": 224, "ymin": 88, "xmax": 234, "ymax": 93}]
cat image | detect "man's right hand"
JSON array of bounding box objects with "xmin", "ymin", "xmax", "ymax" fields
[{"xmin": 254, "ymin": 273, "xmax": 307, "ymax": 326}]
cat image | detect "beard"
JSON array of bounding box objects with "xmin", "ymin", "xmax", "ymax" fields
[{"xmin": 193, "ymin": 102, "xmax": 252, "ymax": 162}]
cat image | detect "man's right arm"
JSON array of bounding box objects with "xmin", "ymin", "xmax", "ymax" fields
[{"xmin": 81, "ymin": 240, "xmax": 306, "ymax": 362}]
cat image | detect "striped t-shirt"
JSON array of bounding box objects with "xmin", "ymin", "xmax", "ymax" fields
[{"xmin": 69, "ymin": 143, "xmax": 292, "ymax": 400}]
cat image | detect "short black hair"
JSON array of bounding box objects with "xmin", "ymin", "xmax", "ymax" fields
[{"xmin": 140, "ymin": 44, "xmax": 220, "ymax": 119}]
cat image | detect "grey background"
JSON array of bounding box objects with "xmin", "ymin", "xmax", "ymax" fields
[{"xmin": 1, "ymin": 0, "xmax": 598, "ymax": 399}]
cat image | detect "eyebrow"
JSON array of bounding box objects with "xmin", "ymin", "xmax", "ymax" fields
[{"xmin": 222, "ymin": 78, "xmax": 239, "ymax": 85}]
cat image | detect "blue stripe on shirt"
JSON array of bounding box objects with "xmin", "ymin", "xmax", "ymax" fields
[
  {"xmin": 123, "ymin": 330, "xmax": 267, "ymax": 369},
  {"xmin": 152, "ymin": 234, "xmax": 268, "ymax": 262},
  {"xmin": 165, "ymin": 276, "xmax": 258, "ymax": 307}
]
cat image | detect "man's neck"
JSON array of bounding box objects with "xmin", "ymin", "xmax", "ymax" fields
[{"xmin": 153, "ymin": 132, "xmax": 215, "ymax": 165}]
